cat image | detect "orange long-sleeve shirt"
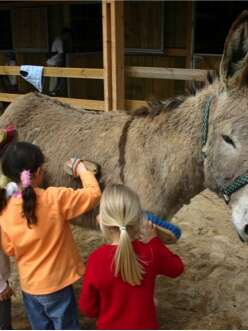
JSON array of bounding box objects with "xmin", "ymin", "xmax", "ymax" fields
[{"xmin": 0, "ymin": 170, "xmax": 101, "ymax": 295}]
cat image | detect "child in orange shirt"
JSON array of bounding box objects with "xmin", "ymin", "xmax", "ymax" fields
[{"xmin": 0, "ymin": 141, "xmax": 101, "ymax": 330}]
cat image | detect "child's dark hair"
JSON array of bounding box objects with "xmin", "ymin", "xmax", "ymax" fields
[{"xmin": 0, "ymin": 142, "xmax": 45, "ymax": 227}]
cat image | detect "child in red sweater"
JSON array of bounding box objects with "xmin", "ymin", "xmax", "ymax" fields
[{"xmin": 79, "ymin": 184, "xmax": 184, "ymax": 330}]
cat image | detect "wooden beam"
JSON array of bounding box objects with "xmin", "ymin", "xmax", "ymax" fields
[
  {"xmin": 0, "ymin": 66, "xmax": 104, "ymax": 79},
  {"xmin": 102, "ymin": 0, "xmax": 112, "ymax": 111},
  {"xmin": 0, "ymin": 92, "xmax": 147, "ymax": 112},
  {"xmin": 186, "ymin": 1, "xmax": 194, "ymax": 68},
  {"xmin": 0, "ymin": 1, "xmax": 91, "ymax": 9},
  {"xmin": 63, "ymin": 4, "xmax": 71, "ymax": 28},
  {"xmin": 165, "ymin": 48, "xmax": 187, "ymax": 57},
  {"xmin": 126, "ymin": 99, "xmax": 147, "ymax": 110},
  {"xmin": 0, "ymin": 93, "xmax": 105, "ymax": 111},
  {"xmin": 110, "ymin": 0, "xmax": 125, "ymax": 110},
  {"xmin": 57, "ymin": 97, "xmax": 104, "ymax": 111},
  {"xmin": 0, "ymin": 92, "xmax": 146, "ymax": 112},
  {"xmin": 126, "ymin": 66, "xmax": 213, "ymax": 81}
]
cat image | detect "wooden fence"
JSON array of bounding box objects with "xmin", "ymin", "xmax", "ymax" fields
[
  {"xmin": 0, "ymin": 0, "xmax": 214, "ymax": 112},
  {"xmin": 0, "ymin": 65, "xmax": 211, "ymax": 111}
]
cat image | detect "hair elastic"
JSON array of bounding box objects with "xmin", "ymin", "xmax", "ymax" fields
[
  {"xmin": 119, "ymin": 226, "xmax": 126, "ymax": 231},
  {"xmin": 20, "ymin": 170, "xmax": 31, "ymax": 188}
]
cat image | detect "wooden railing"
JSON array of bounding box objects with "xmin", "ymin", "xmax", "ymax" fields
[
  {"xmin": 0, "ymin": 66, "xmax": 105, "ymax": 111},
  {"xmin": 0, "ymin": 65, "xmax": 213, "ymax": 111},
  {"xmin": 0, "ymin": 66, "xmax": 104, "ymax": 79},
  {"xmin": 126, "ymin": 66, "xmax": 213, "ymax": 81}
]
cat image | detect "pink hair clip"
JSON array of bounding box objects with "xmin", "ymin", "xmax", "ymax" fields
[{"xmin": 20, "ymin": 170, "xmax": 31, "ymax": 188}]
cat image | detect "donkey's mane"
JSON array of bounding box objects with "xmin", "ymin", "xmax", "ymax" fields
[{"xmin": 129, "ymin": 70, "xmax": 217, "ymax": 118}]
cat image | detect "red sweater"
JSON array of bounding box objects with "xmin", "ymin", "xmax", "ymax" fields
[{"xmin": 79, "ymin": 237, "xmax": 184, "ymax": 330}]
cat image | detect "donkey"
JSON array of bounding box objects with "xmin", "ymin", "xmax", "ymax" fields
[{"xmin": 1, "ymin": 11, "xmax": 248, "ymax": 241}]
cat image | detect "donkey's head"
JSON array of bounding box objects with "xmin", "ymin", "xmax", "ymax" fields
[{"xmin": 203, "ymin": 11, "xmax": 248, "ymax": 242}]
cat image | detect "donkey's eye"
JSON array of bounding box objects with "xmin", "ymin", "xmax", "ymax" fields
[{"xmin": 222, "ymin": 135, "xmax": 236, "ymax": 148}]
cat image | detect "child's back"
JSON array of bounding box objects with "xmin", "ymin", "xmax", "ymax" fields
[
  {"xmin": 1, "ymin": 184, "xmax": 100, "ymax": 294},
  {"xmin": 80, "ymin": 235, "xmax": 183, "ymax": 329},
  {"xmin": 0, "ymin": 142, "xmax": 101, "ymax": 329}
]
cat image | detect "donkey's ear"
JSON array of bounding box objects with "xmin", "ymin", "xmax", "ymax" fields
[{"xmin": 220, "ymin": 10, "xmax": 248, "ymax": 89}]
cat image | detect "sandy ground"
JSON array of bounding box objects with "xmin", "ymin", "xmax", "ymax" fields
[{"xmin": 10, "ymin": 190, "xmax": 248, "ymax": 330}]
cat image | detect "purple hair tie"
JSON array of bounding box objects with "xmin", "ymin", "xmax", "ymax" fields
[{"xmin": 20, "ymin": 170, "xmax": 31, "ymax": 188}]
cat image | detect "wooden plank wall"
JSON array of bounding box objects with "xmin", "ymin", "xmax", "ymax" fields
[
  {"xmin": 11, "ymin": 6, "xmax": 48, "ymax": 92},
  {"xmin": 125, "ymin": 1, "xmax": 187, "ymax": 100},
  {"xmin": 126, "ymin": 55, "xmax": 186, "ymax": 100},
  {"xmin": 12, "ymin": 7, "xmax": 48, "ymax": 49},
  {"xmin": 67, "ymin": 53, "xmax": 103, "ymax": 100},
  {"xmin": 125, "ymin": 2, "xmax": 163, "ymax": 50},
  {"xmin": 5, "ymin": 1, "xmax": 189, "ymax": 103},
  {"xmin": 164, "ymin": 2, "xmax": 187, "ymax": 49}
]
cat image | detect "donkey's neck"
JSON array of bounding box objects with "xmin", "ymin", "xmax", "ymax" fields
[{"xmin": 138, "ymin": 83, "xmax": 218, "ymax": 218}]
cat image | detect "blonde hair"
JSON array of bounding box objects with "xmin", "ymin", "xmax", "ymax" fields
[{"xmin": 99, "ymin": 184, "xmax": 144, "ymax": 286}]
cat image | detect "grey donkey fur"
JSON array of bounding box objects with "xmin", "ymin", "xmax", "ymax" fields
[{"xmin": 1, "ymin": 11, "xmax": 248, "ymax": 238}]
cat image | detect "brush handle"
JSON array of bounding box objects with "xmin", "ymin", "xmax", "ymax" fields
[{"xmin": 145, "ymin": 212, "xmax": 182, "ymax": 240}]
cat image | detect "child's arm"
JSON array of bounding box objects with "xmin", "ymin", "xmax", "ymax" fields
[
  {"xmin": 141, "ymin": 222, "xmax": 184, "ymax": 277},
  {"xmin": 140, "ymin": 220, "xmax": 157, "ymax": 243},
  {"xmin": 50, "ymin": 163, "xmax": 101, "ymax": 221},
  {"xmin": 79, "ymin": 255, "xmax": 99, "ymax": 318},
  {"xmin": 153, "ymin": 238, "xmax": 184, "ymax": 277}
]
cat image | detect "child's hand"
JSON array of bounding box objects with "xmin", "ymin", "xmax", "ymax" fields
[
  {"xmin": 65, "ymin": 158, "xmax": 99, "ymax": 177},
  {"xmin": 75, "ymin": 161, "xmax": 87, "ymax": 176},
  {"xmin": 0, "ymin": 284, "xmax": 14, "ymax": 301},
  {"xmin": 140, "ymin": 220, "xmax": 157, "ymax": 243},
  {"xmin": 65, "ymin": 158, "xmax": 87, "ymax": 177}
]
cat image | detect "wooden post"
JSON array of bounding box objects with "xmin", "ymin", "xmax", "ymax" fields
[
  {"xmin": 102, "ymin": 0, "xmax": 125, "ymax": 111},
  {"xmin": 110, "ymin": 0, "xmax": 125, "ymax": 110},
  {"xmin": 185, "ymin": 0, "xmax": 194, "ymax": 91},
  {"xmin": 63, "ymin": 4, "xmax": 70, "ymax": 28},
  {"xmin": 102, "ymin": 0, "xmax": 112, "ymax": 111},
  {"xmin": 186, "ymin": 0, "xmax": 194, "ymax": 69}
]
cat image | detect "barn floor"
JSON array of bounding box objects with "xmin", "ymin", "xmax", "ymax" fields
[{"xmin": 10, "ymin": 190, "xmax": 247, "ymax": 330}]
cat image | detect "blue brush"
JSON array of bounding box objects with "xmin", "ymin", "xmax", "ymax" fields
[{"xmin": 145, "ymin": 212, "xmax": 182, "ymax": 244}]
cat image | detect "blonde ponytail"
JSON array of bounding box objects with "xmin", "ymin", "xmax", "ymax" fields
[{"xmin": 100, "ymin": 184, "xmax": 144, "ymax": 286}]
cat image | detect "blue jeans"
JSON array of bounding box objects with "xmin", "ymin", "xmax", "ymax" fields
[{"xmin": 22, "ymin": 285, "xmax": 80, "ymax": 330}]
